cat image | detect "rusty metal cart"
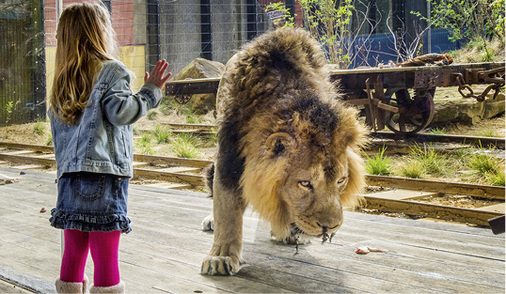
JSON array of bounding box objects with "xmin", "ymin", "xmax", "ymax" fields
[{"xmin": 165, "ymin": 62, "xmax": 505, "ymax": 135}]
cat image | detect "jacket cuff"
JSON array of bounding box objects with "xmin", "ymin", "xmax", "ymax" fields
[{"xmin": 139, "ymin": 83, "xmax": 163, "ymax": 108}]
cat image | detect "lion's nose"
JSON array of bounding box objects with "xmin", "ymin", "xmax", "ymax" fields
[{"xmin": 317, "ymin": 222, "xmax": 340, "ymax": 233}]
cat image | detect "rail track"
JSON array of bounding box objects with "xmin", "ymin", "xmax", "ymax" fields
[
  {"xmin": 0, "ymin": 140, "xmax": 503, "ymax": 228},
  {"xmin": 165, "ymin": 123, "xmax": 505, "ymax": 156}
]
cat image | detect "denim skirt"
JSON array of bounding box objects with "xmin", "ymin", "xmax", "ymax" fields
[{"xmin": 50, "ymin": 172, "xmax": 131, "ymax": 233}]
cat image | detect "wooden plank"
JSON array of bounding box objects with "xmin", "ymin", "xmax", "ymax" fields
[
  {"xmin": 0, "ymin": 279, "xmax": 32, "ymax": 293},
  {"xmin": 156, "ymin": 167, "xmax": 203, "ymax": 173},
  {"xmin": 133, "ymin": 168, "xmax": 205, "ymax": 187},
  {"xmin": 372, "ymin": 131, "xmax": 505, "ymax": 149},
  {"xmin": 3, "ymin": 150, "xmax": 37, "ymax": 156},
  {"xmin": 0, "ymin": 154, "xmax": 55, "ymax": 167},
  {"xmin": 365, "ymin": 195, "xmax": 503, "ymax": 226},
  {"xmin": 0, "ymin": 167, "xmax": 503, "ymax": 294},
  {"xmin": 476, "ymin": 203, "xmax": 505, "ymax": 213},
  {"xmin": 367, "ymin": 175, "xmax": 505, "ymax": 199},
  {"xmin": 167, "ymin": 123, "xmax": 216, "ymax": 130},
  {"xmin": 143, "ymin": 182, "xmax": 193, "ymax": 190},
  {"xmin": 132, "ymin": 161, "xmax": 150, "ymax": 168},
  {"xmin": 133, "ymin": 154, "xmax": 212, "ymax": 168},
  {"xmin": 0, "ymin": 142, "xmax": 54, "ymax": 153},
  {"xmin": 9, "ymin": 165, "xmax": 45, "ymax": 170},
  {"xmin": 369, "ymin": 189, "xmax": 437, "ymax": 201}
]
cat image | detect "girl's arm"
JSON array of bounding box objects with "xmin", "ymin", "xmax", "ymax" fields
[{"xmin": 102, "ymin": 60, "xmax": 171, "ymax": 126}]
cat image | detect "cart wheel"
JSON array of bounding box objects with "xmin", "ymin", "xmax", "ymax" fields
[{"xmin": 384, "ymin": 89, "xmax": 435, "ymax": 134}]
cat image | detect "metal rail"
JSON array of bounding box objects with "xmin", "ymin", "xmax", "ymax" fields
[
  {"xmin": 163, "ymin": 123, "xmax": 506, "ymax": 149},
  {"xmin": 0, "ymin": 142, "xmax": 503, "ymax": 226}
]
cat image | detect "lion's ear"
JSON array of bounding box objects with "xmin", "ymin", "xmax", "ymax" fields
[{"xmin": 265, "ymin": 132, "xmax": 296, "ymax": 156}]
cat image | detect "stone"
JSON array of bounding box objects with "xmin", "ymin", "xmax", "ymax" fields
[
  {"xmin": 431, "ymin": 93, "xmax": 505, "ymax": 126},
  {"xmin": 169, "ymin": 58, "xmax": 225, "ymax": 115}
]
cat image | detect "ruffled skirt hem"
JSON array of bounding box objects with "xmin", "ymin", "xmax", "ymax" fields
[{"xmin": 50, "ymin": 208, "xmax": 131, "ymax": 233}]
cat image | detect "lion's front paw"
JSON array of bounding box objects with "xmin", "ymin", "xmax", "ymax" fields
[
  {"xmin": 201, "ymin": 214, "xmax": 214, "ymax": 231},
  {"xmin": 201, "ymin": 255, "xmax": 241, "ymax": 276}
]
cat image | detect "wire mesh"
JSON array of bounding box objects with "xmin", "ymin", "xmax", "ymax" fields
[{"xmin": 0, "ymin": 0, "xmax": 458, "ymax": 126}]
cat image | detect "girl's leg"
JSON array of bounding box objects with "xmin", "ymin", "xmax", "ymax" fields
[
  {"xmin": 60, "ymin": 229, "xmax": 90, "ymax": 282},
  {"xmin": 89, "ymin": 230, "xmax": 121, "ymax": 287}
]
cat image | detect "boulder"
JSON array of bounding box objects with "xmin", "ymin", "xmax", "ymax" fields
[
  {"xmin": 431, "ymin": 93, "xmax": 505, "ymax": 126},
  {"xmin": 169, "ymin": 58, "xmax": 225, "ymax": 115}
]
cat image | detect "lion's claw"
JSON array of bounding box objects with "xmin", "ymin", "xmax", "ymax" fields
[{"xmin": 201, "ymin": 256, "xmax": 241, "ymax": 276}]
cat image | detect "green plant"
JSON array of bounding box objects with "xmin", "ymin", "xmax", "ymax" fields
[
  {"xmin": 478, "ymin": 129, "xmax": 497, "ymax": 137},
  {"xmin": 428, "ymin": 127, "xmax": 447, "ymax": 135},
  {"xmin": 185, "ymin": 113, "xmax": 202, "ymax": 124},
  {"xmin": 297, "ymin": 0, "xmax": 379, "ymax": 68},
  {"xmin": 410, "ymin": 145, "xmax": 448, "ymax": 176},
  {"xmin": 5, "ymin": 101, "xmax": 13, "ymax": 123},
  {"xmin": 45, "ymin": 135, "xmax": 53, "ymax": 146},
  {"xmin": 153, "ymin": 125, "xmax": 171, "ymax": 144},
  {"xmin": 147, "ymin": 110, "xmax": 158, "ymax": 120},
  {"xmin": 413, "ymin": 0, "xmax": 501, "ymax": 43},
  {"xmin": 140, "ymin": 143, "xmax": 154, "ymax": 155},
  {"xmin": 468, "ymin": 153, "xmax": 500, "ymax": 174},
  {"xmin": 485, "ymin": 169, "xmax": 505, "ymax": 186},
  {"xmin": 33, "ymin": 121, "xmax": 45, "ymax": 136},
  {"xmin": 138, "ymin": 132, "xmax": 152, "ymax": 147},
  {"xmin": 172, "ymin": 133, "xmax": 201, "ymax": 159},
  {"xmin": 400, "ymin": 160, "xmax": 425, "ymax": 178},
  {"xmin": 365, "ymin": 146, "xmax": 391, "ymax": 175},
  {"xmin": 265, "ymin": 2, "xmax": 295, "ymax": 28}
]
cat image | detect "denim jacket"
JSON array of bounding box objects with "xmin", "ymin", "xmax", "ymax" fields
[{"xmin": 50, "ymin": 60, "xmax": 162, "ymax": 179}]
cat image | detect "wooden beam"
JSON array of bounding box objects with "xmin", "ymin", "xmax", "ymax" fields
[
  {"xmin": 364, "ymin": 195, "xmax": 503, "ymax": 226},
  {"xmin": 366, "ymin": 175, "xmax": 505, "ymax": 200},
  {"xmin": 133, "ymin": 168, "xmax": 205, "ymax": 187}
]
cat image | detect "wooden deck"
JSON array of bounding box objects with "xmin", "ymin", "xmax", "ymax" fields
[{"xmin": 0, "ymin": 167, "xmax": 504, "ymax": 293}]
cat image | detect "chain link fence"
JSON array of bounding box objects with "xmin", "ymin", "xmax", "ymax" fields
[{"xmin": 0, "ymin": 0, "xmax": 458, "ymax": 126}]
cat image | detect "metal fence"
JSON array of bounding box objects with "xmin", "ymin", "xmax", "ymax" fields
[{"xmin": 0, "ymin": 0, "xmax": 460, "ymax": 126}]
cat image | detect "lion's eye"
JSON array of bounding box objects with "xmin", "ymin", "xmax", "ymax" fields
[
  {"xmin": 298, "ymin": 181, "xmax": 313, "ymax": 190},
  {"xmin": 337, "ymin": 177, "xmax": 347, "ymax": 184}
]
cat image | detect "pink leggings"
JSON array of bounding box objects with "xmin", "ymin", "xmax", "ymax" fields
[{"xmin": 60, "ymin": 229, "xmax": 121, "ymax": 287}]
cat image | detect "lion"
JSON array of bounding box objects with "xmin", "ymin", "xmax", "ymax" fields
[{"xmin": 201, "ymin": 28, "xmax": 368, "ymax": 276}]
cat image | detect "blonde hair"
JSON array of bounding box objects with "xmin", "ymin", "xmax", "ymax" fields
[{"xmin": 50, "ymin": 2, "xmax": 117, "ymax": 124}]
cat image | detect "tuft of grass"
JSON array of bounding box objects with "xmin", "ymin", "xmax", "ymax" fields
[
  {"xmin": 485, "ymin": 170, "xmax": 505, "ymax": 186},
  {"xmin": 172, "ymin": 133, "xmax": 201, "ymax": 159},
  {"xmin": 477, "ymin": 129, "xmax": 497, "ymax": 137},
  {"xmin": 153, "ymin": 125, "xmax": 171, "ymax": 144},
  {"xmin": 138, "ymin": 132, "xmax": 152, "ymax": 147},
  {"xmin": 400, "ymin": 160, "xmax": 424, "ymax": 178},
  {"xmin": 147, "ymin": 110, "xmax": 158, "ymax": 120},
  {"xmin": 186, "ymin": 113, "xmax": 202, "ymax": 124},
  {"xmin": 33, "ymin": 121, "xmax": 46, "ymax": 136},
  {"xmin": 468, "ymin": 153, "xmax": 500, "ymax": 175},
  {"xmin": 428, "ymin": 127, "xmax": 447, "ymax": 135},
  {"xmin": 365, "ymin": 146, "xmax": 391, "ymax": 175},
  {"xmin": 410, "ymin": 145, "xmax": 448, "ymax": 176},
  {"xmin": 45, "ymin": 135, "xmax": 53, "ymax": 146},
  {"xmin": 132, "ymin": 126, "xmax": 140, "ymax": 136},
  {"xmin": 140, "ymin": 143, "xmax": 154, "ymax": 155}
]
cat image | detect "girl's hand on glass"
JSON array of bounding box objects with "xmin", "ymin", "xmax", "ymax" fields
[{"xmin": 144, "ymin": 59, "xmax": 171, "ymax": 90}]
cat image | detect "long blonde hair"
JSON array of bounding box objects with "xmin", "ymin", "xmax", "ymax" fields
[{"xmin": 50, "ymin": 2, "xmax": 117, "ymax": 124}]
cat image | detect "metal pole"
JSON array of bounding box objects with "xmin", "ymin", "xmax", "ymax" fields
[{"xmin": 427, "ymin": 1, "xmax": 431, "ymax": 53}]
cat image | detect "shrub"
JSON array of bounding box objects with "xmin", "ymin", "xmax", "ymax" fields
[
  {"xmin": 365, "ymin": 146, "xmax": 391, "ymax": 175},
  {"xmin": 153, "ymin": 125, "xmax": 171, "ymax": 144}
]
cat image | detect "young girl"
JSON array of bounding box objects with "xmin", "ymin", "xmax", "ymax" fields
[{"xmin": 48, "ymin": 2, "xmax": 171, "ymax": 293}]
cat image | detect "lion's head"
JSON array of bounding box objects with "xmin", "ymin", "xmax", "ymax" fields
[{"xmin": 239, "ymin": 89, "xmax": 368, "ymax": 241}]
